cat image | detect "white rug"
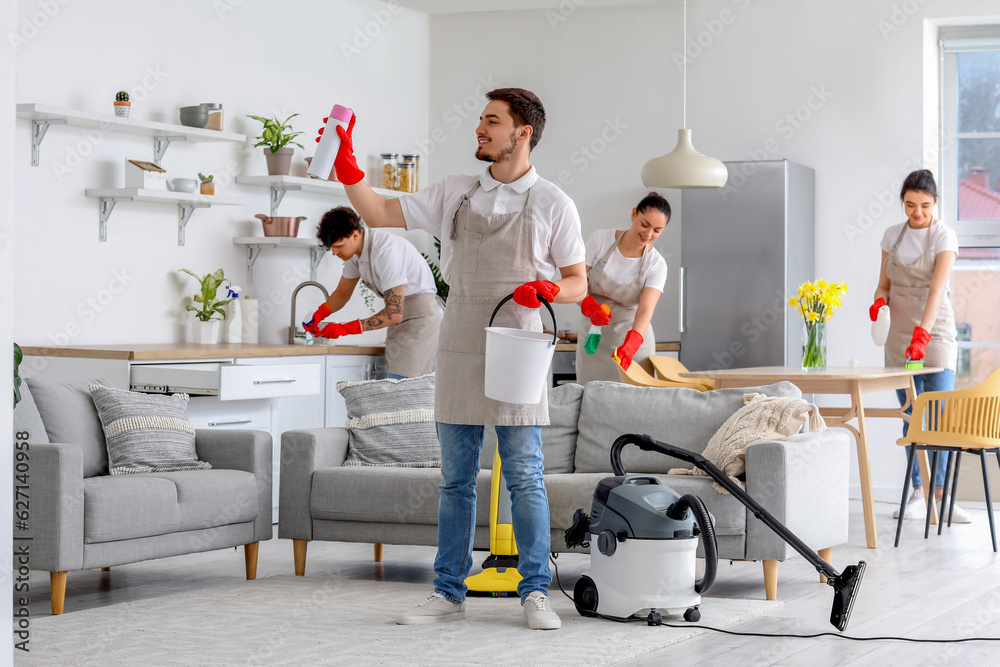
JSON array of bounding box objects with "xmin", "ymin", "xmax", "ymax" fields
[{"xmin": 18, "ymin": 576, "xmax": 782, "ymax": 666}]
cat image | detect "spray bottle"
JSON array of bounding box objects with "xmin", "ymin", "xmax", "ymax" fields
[
  {"xmin": 225, "ymin": 286, "xmax": 242, "ymax": 344},
  {"xmin": 583, "ymin": 303, "xmax": 612, "ymax": 355},
  {"xmin": 871, "ymin": 304, "xmax": 890, "ymax": 346},
  {"xmin": 307, "ymin": 104, "xmax": 354, "ymax": 180}
]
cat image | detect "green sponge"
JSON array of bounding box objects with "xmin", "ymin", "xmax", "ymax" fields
[{"xmin": 905, "ymin": 360, "xmax": 924, "ymax": 370}]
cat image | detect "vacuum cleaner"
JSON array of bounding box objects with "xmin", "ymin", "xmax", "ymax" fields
[
  {"xmin": 566, "ymin": 433, "xmax": 866, "ymax": 632},
  {"xmin": 465, "ymin": 447, "xmax": 521, "ymax": 596}
]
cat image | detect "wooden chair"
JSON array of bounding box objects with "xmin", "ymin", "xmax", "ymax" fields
[
  {"xmin": 894, "ymin": 367, "xmax": 1000, "ymax": 551},
  {"xmin": 648, "ymin": 355, "xmax": 716, "ymax": 391}
]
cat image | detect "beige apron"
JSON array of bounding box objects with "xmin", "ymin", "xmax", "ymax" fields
[
  {"xmin": 884, "ymin": 222, "xmax": 957, "ymax": 370},
  {"xmin": 361, "ymin": 235, "xmax": 442, "ymax": 377},
  {"xmin": 435, "ymin": 182, "xmax": 549, "ymax": 426},
  {"xmin": 575, "ymin": 231, "xmax": 656, "ymax": 383}
]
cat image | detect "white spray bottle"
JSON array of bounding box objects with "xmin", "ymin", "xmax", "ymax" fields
[
  {"xmin": 871, "ymin": 304, "xmax": 890, "ymax": 346},
  {"xmin": 307, "ymin": 104, "xmax": 354, "ymax": 180},
  {"xmin": 225, "ymin": 286, "xmax": 243, "ymax": 344}
]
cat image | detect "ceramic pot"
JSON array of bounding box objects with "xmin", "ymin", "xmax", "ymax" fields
[
  {"xmin": 114, "ymin": 101, "xmax": 131, "ymax": 118},
  {"xmin": 264, "ymin": 147, "xmax": 294, "ymax": 176},
  {"xmin": 191, "ymin": 319, "xmax": 221, "ymax": 344},
  {"xmin": 200, "ymin": 182, "xmax": 215, "ymax": 195},
  {"xmin": 166, "ymin": 178, "xmax": 198, "ymax": 193}
]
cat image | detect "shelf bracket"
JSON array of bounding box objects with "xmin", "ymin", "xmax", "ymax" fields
[
  {"xmin": 154, "ymin": 135, "xmax": 188, "ymax": 164},
  {"xmin": 97, "ymin": 196, "xmax": 132, "ymax": 242},
  {"xmin": 30, "ymin": 118, "xmax": 67, "ymax": 166},
  {"xmin": 244, "ymin": 244, "xmax": 267, "ymax": 284},
  {"xmin": 177, "ymin": 203, "xmax": 210, "ymax": 246},
  {"xmin": 270, "ymin": 185, "xmax": 301, "ymax": 216},
  {"xmin": 309, "ymin": 246, "xmax": 325, "ymax": 281}
]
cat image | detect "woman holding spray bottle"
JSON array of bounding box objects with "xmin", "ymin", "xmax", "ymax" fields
[
  {"xmin": 576, "ymin": 192, "xmax": 670, "ymax": 384},
  {"xmin": 870, "ymin": 169, "xmax": 969, "ymax": 523}
]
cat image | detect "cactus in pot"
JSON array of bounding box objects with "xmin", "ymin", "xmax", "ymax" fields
[
  {"xmin": 114, "ymin": 90, "xmax": 131, "ymax": 118},
  {"xmin": 198, "ymin": 172, "xmax": 215, "ymax": 196}
]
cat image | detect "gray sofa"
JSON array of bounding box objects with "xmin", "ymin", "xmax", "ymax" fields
[
  {"xmin": 279, "ymin": 380, "xmax": 851, "ymax": 600},
  {"xmin": 13, "ymin": 378, "xmax": 273, "ymax": 614}
]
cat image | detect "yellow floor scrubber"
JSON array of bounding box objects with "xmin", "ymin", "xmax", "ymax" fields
[{"xmin": 465, "ymin": 446, "xmax": 521, "ymax": 596}]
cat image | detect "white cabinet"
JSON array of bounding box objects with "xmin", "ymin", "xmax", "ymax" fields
[{"xmin": 325, "ymin": 354, "xmax": 387, "ymax": 427}]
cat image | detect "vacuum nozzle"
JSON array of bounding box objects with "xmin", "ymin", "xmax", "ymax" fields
[{"xmin": 829, "ymin": 560, "xmax": 866, "ymax": 631}]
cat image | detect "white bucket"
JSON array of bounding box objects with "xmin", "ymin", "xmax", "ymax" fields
[{"xmin": 485, "ymin": 326, "xmax": 557, "ymax": 404}]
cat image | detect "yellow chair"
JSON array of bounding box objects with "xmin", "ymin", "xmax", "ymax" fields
[
  {"xmin": 614, "ymin": 354, "xmax": 713, "ymax": 391},
  {"xmin": 893, "ymin": 367, "xmax": 1000, "ymax": 551},
  {"xmin": 648, "ymin": 355, "xmax": 715, "ymax": 391}
]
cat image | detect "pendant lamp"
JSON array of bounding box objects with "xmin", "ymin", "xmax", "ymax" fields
[{"xmin": 641, "ymin": 0, "xmax": 727, "ymax": 189}]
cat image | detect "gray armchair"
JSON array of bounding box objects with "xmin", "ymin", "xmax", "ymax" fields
[{"xmin": 14, "ymin": 378, "xmax": 272, "ymax": 614}]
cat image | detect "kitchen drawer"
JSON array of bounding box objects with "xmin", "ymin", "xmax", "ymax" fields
[
  {"xmin": 130, "ymin": 361, "xmax": 321, "ymax": 401},
  {"xmin": 186, "ymin": 397, "xmax": 271, "ymax": 431}
]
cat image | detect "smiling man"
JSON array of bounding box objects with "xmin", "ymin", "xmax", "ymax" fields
[{"xmin": 327, "ymin": 88, "xmax": 586, "ymax": 630}]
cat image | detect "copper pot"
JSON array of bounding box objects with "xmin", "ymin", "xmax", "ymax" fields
[{"xmin": 255, "ymin": 213, "xmax": 306, "ymax": 237}]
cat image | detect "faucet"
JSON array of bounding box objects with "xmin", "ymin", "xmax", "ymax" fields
[{"xmin": 289, "ymin": 281, "xmax": 330, "ymax": 345}]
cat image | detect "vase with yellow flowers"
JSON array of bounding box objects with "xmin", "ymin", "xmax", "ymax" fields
[{"xmin": 788, "ymin": 279, "xmax": 847, "ymax": 371}]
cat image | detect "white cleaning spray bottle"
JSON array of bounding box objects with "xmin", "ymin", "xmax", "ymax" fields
[
  {"xmin": 307, "ymin": 104, "xmax": 353, "ymax": 180},
  {"xmin": 225, "ymin": 286, "xmax": 243, "ymax": 344},
  {"xmin": 871, "ymin": 304, "xmax": 890, "ymax": 346}
]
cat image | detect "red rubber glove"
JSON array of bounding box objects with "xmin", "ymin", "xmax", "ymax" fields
[
  {"xmin": 303, "ymin": 302, "xmax": 333, "ymax": 334},
  {"xmin": 614, "ymin": 330, "xmax": 644, "ymax": 371},
  {"xmin": 317, "ymin": 320, "xmax": 363, "ymax": 339},
  {"xmin": 905, "ymin": 326, "xmax": 931, "ymax": 361},
  {"xmin": 333, "ymin": 114, "xmax": 365, "ymax": 186},
  {"xmin": 513, "ymin": 280, "xmax": 560, "ymax": 308},
  {"xmin": 581, "ymin": 296, "xmax": 612, "ymax": 326},
  {"xmin": 869, "ymin": 297, "xmax": 886, "ymax": 322}
]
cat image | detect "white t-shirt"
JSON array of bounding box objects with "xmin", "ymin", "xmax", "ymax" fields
[
  {"xmin": 585, "ymin": 228, "xmax": 668, "ymax": 292},
  {"xmin": 880, "ymin": 221, "xmax": 959, "ymax": 265},
  {"xmin": 341, "ymin": 227, "xmax": 437, "ymax": 296},
  {"xmin": 399, "ymin": 166, "xmax": 586, "ymax": 283}
]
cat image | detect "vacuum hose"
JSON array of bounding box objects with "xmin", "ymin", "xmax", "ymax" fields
[{"xmin": 669, "ymin": 494, "xmax": 717, "ymax": 594}]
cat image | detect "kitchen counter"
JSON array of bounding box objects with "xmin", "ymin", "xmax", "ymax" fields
[{"xmin": 23, "ymin": 341, "xmax": 680, "ymax": 360}]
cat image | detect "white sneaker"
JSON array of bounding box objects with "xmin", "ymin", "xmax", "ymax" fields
[
  {"xmin": 523, "ymin": 591, "xmax": 561, "ymax": 630},
  {"xmin": 395, "ymin": 592, "xmax": 466, "ymax": 625},
  {"xmin": 893, "ymin": 489, "xmax": 927, "ymax": 520},
  {"xmin": 942, "ymin": 497, "xmax": 973, "ymax": 524}
]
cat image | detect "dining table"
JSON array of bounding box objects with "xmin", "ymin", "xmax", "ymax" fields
[{"xmin": 679, "ymin": 365, "xmax": 943, "ymax": 549}]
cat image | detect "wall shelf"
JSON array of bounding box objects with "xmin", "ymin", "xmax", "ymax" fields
[
  {"xmin": 17, "ymin": 103, "xmax": 248, "ymax": 165},
  {"xmin": 85, "ymin": 188, "xmax": 244, "ymax": 245},
  {"xmin": 233, "ymin": 236, "xmax": 325, "ymax": 284},
  {"xmin": 235, "ymin": 175, "xmax": 403, "ymax": 216}
]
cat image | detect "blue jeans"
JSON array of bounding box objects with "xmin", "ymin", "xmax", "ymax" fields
[
  {"xmin": 386, "ymin": 373, "xmax": 407, "ymax": 380},
  {"xmin": 896, "ymin": 369, "xmax": 956, "ymax": 488},
  {"xmin": 432, "ymin": 423, "xmax": 551, "ymax": 604}
]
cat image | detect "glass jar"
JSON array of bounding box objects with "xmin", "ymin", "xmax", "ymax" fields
[
  {"xmin": 202, "ymin": 103, "xmax": 224, "ymax": 131},
  {"xmin": 380, "ymin": 153, "xmax": 399, "ymax": 190},
  {"xmin": 398, "ymin": 160, "xmax": 417, "ymax": 193},
  {"xmin": 401, "ymin": 154, "xmax": 419, "ymax": 191}
]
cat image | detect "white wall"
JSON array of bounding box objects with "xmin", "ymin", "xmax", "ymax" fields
[
  {"xmin": 425, "ymin": 0, "xmax": 1000, "ymax": 502},
  {"xmin": 13, "ymin": 0, "xmax": 430, "ymax": 349}
]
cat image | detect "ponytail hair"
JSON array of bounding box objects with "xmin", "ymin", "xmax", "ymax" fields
[
  {"xmin": 900, "ymin": 169, "xmax": 938, "ymax": 201},
  {"xmin": 636, "ymin": 191, "xmax": 671, "ymax": 222}
]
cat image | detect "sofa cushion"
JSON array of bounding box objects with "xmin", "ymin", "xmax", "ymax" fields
[
  {"xmin": 13, "ymin": 381, "xmax": 49, "ymax": 444},
  {"xmin": 89, "ymin": 385, "xmax": 211, "ymax": 475},
  {"xmin": 337, "ymin": 374, "xmax": 441, "ymax": 467},
  {"xmin": 83, "ymin": 475, "xmax": 180, "ymax": 543},
  {"xmin": 27, "ymin": 377, "xmax": 109, "ymax": 477},
  {"xmin": 310, "ymin": 466, "xmax": 491, "ymax": 526},
  {"xmin": 574, "ymin": 381, "xmax": 802, "ymax": 474},
  {"xmin": 144, "ymin": 470, "xmax": 258, "ymax": 530},
  {"xmin": 541, "ymin": 383, "xmax": 583, "ymax": 474}
]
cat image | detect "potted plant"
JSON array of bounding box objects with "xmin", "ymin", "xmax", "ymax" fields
[
  {"xmin": 247, "ymin": 113, "xmax": 304, "ymax": 176},
  {"xmin": 14, "ymin": 342, "xmax": 22, "ymax": 408},
  {"xmin": 114, "ymin": 91, "xmax": 130, "ymax": 118},
  {"xmin": 198, "ymin": 172, "xmax": 215, "ymax": 195},
  {"xmin": 179, "ymin": 268, "xmax": 232, "ymax": 344}
]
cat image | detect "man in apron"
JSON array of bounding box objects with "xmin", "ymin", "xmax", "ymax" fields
[
  {"xmin": 327, "ymin": 89, "xmax": 586, "ymax": 629},
  {"xmin": 305, "ymin": 206, "xmax": 442, "ymax": 379}
]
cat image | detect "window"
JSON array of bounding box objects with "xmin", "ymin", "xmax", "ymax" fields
[{"xmin": 940, "ymin": 30, "xmax": 1000, "ymax": 387}]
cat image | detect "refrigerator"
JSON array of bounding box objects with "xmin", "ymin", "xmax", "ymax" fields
[{"xmin": 679, "ymin": 160, "xmax": 814, "ymax": 371}]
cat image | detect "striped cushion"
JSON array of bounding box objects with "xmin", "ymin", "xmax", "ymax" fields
[
  {"xmin": 337, "ymin": 374, "xmax": 440, "ymax": 467},
  {"xmin": 89, "ymin": 385, "xmax": 211, "ymax": 475}
]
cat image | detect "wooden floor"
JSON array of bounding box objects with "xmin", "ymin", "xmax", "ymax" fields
[{"xmin": 20, "ymin": 497, "xmax": 1000, "ymax": 665}]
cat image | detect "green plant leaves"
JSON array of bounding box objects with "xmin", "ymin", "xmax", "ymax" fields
[
  {"xmin": 180, "ymin": 268, "xmax": 232, "ymax": 322},
  {"xmin": 247, "ymin": 113, "xmax": 305, "ymax": 152}
]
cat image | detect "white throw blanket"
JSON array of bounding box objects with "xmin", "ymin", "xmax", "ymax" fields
[{"xmin": 669, "ymin": 393, "xmax": 827, "ymax": 493}]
